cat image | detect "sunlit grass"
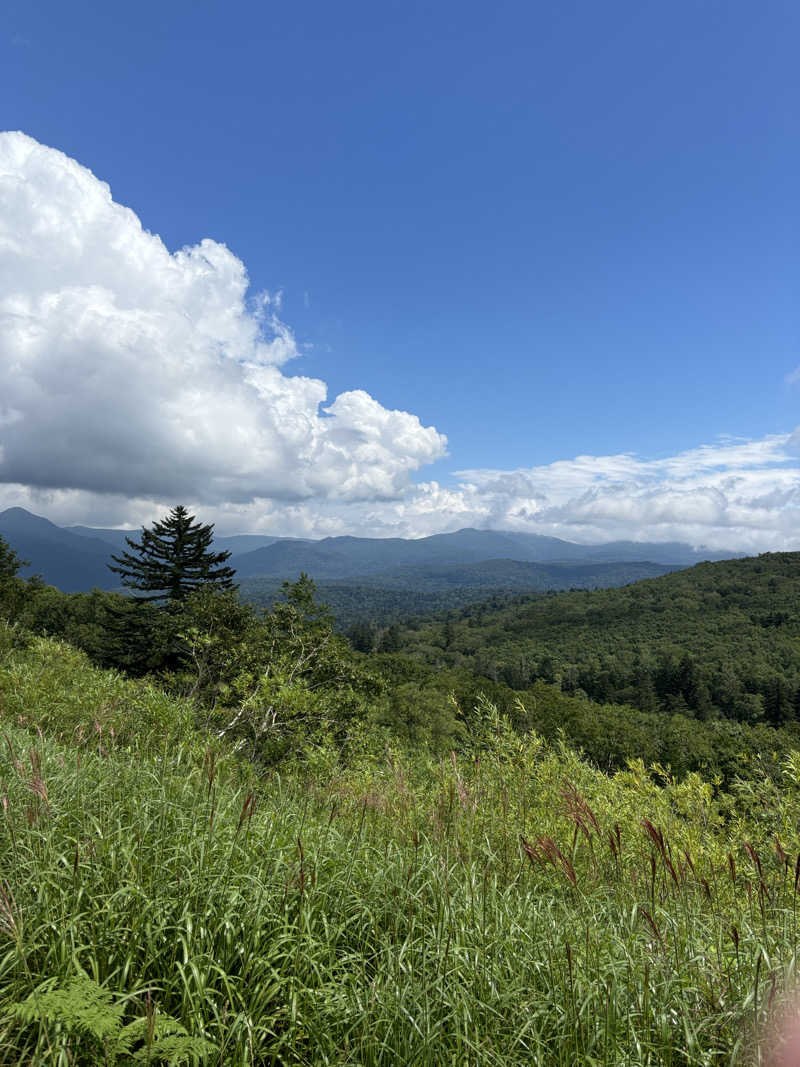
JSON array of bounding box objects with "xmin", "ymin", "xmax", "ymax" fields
[
  {"xmin": 2, "ymin": 717, "xmax": 800, "ymax": 1065},
  {"xmin": 2, "ymin": 634, "xmax": 800, "ymax": 1063}
]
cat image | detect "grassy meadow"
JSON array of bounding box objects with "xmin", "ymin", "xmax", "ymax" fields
[{"xmin": 2, "ymin": 628, "xmax": 800, "ymax": 1064}]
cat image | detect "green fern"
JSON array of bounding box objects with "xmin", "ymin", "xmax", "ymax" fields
[{"xmin": 8, "ymin": 974, "xmax": 214, "ymax": 1064}]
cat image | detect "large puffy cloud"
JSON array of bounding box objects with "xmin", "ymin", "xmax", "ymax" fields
[
  {"xmin": 0, "ymin": 132, "xmax": 446, "ymax": 508},
  {"xmin": 3, "ymin": 131, "xmax": 800, "ymax": 550}
]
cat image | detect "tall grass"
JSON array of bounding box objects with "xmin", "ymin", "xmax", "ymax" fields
[{"xmin": 2, "ymin": 636, "xmax": 800, "ymax": 1063}]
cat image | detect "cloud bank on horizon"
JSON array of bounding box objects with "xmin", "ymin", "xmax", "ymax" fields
[{"xmin": 1, "ymin": 131, "xmax": 799, "ymax": 551}]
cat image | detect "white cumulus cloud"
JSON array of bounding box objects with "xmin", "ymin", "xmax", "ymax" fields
[
  {"xmin": 2, "ymin": 132, "xmax": 800, "ymax": 551},
  {"xmin": 429, "ymin": 435, "xmax": 800, "ymax": 550},
  {"xmin": 0, "ymin": 132, "xmax": 447, "ymax": 510}
]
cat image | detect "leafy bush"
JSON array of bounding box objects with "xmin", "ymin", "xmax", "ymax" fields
[{"xmin": 0, "ymin": 623, "xmax": 193, "ymax": 750}]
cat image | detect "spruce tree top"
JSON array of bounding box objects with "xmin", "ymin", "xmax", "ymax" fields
[{"xmin": 108, "ymin": 505, "xmax": 236, "ymax": 602}]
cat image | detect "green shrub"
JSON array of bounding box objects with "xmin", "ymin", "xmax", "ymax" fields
[{"xmin": 0, "ymin": 626, "xmax": 193, "ymax": 751}]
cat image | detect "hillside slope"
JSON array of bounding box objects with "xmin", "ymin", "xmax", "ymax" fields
[
  {"xmin": 238, "ymin": 560, "xmax": 677, "ymax": 628},
  {"xmin": 0, "ymin": 508, "xmax": 119, "ymax": 591},
  {"xmin": 396, "ymin": 552, "xmax": 800, "ymax": 722}
]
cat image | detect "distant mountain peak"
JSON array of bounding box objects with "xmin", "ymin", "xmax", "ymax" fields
[{"xmin": 0, "ymin": 506, "xmax": 60, "ymax": 528}]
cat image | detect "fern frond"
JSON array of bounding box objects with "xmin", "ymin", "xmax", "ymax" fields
[
  {"xmin": 8, "ymin": 974, "xmax": 124, "ymax": 1040},
  {"xmin": 7, "ymin": 975, "xmax": 215, "ymax": 1064}
]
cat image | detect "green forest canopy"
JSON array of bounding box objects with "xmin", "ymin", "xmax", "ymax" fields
[
  {"xmin": 389, "ymin": 552, "xmax": 800, "ymax": 727},
  {"xmin": 5, "ymin": 527, "xmax": 800, "ymax": 783}
]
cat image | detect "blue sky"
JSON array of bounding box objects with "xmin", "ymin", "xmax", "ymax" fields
[{"xmin": 1, "ymin": 2, "xmax": 798, "ymax": 546}]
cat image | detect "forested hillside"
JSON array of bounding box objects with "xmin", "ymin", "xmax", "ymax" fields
[
  {"xmin": 6, "ymin": 526, "xmax": 800, "ymax": 1061},
  {"xmin": 391, "ymin": 552, "xmax": 800, "ymax": 726},
  {"xmin": 237, "ymin": 559, "xmax": 676, "ymax": 630},
  {"xmin": 239, "ymin": 577, "xmax": 525, "ymax": 630},
  {"xmin": 5, "ymin": 522, "xmax": 800, "ymax": 786},
  {"xmin": 3, "ymin": 553, "xmax": 800, "ymax": 1062}
]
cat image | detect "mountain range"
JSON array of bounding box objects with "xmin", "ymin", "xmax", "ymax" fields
[{"xmin": 0, "ymin": 506, "xmax": 739, "ymax": 595}]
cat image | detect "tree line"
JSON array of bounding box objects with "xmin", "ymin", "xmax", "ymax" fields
[
  {"xmin": 4, "ymin": 509, "xmax": 800, "ymax": 784},
  {"xmin": 383, "ymin": 552, "xmax": 800, "ymax": 728}
]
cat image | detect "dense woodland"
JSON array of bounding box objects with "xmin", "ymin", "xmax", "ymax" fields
[
  {"xmin": 238, "ymin": 576, "xmax": 528, "ymax": 631},
  {"xmin": 386, "ymin": 553, "xmax": 800, "ymax": 727},
  {"xmin": 3, "ymin": 526, "xmax": 800, "ymax": 786},
  {"xmin": 236, "ymin": 558, "xmax": 677, "ymax": 631}
]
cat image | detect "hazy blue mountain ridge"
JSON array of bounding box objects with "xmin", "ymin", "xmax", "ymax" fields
[
  {"xmin": 231, "ymin": 528, "xmax": 736, "ymax": 580},
  {"xmin": 0, "ymin": 508, "xmax": 120, "ymax": 592},
  {"xmin": 0, "ymin": 507, "xmax": 738, "ymax": 596}
]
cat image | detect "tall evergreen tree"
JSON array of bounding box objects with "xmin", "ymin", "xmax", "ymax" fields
[{"xmin": 108, "ymin": 505, "xmax": 236, "ymax": 602}]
